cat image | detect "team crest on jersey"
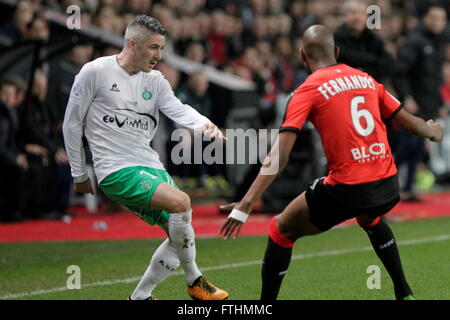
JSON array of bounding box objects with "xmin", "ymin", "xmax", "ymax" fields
[
  {"xmin": 140, "ymin": 181, "xmax": 152, "ymax": 191},
  {"xmin": 142, "ymin": 88, "xmax": 152, "ymax": 100},
  {"xmin": 109, "ymin": 82, "xmax": 120, "ymax": 92}
]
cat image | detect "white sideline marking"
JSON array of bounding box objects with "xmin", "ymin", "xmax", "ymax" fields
[{"xmin": 1, "ymin": 234, "xmax": 449, "ymax": 300}]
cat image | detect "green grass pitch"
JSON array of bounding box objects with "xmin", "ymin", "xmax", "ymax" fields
[{"xmin": 1, "ymin": 217, "xmax": 449, "ymax": 300}]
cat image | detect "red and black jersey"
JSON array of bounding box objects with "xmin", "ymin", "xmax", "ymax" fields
[{"xmin": 281, "ymin": 64, "xmax": 401, "ymax": 185}]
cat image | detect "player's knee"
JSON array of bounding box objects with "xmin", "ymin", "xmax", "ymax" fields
[
  {"xmin": 279, "ymin": 223, "xmax": 302, "ymax": 241},
  {"xmin": 357, "ymin": 215, "xmax": 381, "ymax": 229},
  {"xmin": 269, "ymin": 216, "xmax": 296, "ymax": 248},
  {"xmin": 166, "ymin": 191, "xmax": 191, "ymax": 213}
]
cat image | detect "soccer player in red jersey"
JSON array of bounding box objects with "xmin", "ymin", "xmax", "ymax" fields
[{"xmin": 220, "ymin": 25, "xmax": 443, "ymax": 300}]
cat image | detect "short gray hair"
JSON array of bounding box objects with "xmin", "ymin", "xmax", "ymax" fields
[{"xmin": 124, "ymin": 15, "xmax": 167, "ymax": 45}]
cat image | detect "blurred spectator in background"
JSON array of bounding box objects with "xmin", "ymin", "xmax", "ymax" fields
[
  {"xmin": 273, "ymin": 35, "xmax": 297, "ymax": 94},
  {"xmin": 195, "ymin": 11, "xmax": 212, "ymax": 40},
  {"xmin": 239, "ymin": 46, "xmax": 277, "ymax": 126},
  {"xmin": 178, "ymin": 72, "xmax": 212, "ymax": 121},
  {"xmin": 243, "ymin": 14, "xmax": 269, "ymax": 48},
  {"xmin": 176, "ymin": 71, "xmax": 228, "ymax": 193},
  {"xmin": 124, "ymin": 0, "xmax": 152, "ymax": 15},
  {"xmin": 48, "ymin": 44, "xmax": 94, "ymax": 130},
  {"xmin": 288, "ymin": 0, "xmax": 307, "ymax": 37},
  {"xmin": 46, "ymin": 44, "xmax": 96, "ymax": 208},
  {"xmin": 176, "ymin": 72, "xmax": 210, "ymax": 189},
  {"xmin": 21, "ymin": 70, "xmax": 71, "ymax": 219},
  {"xmin": 156, "ymin": 61, "xmax": 180, "ymax": 92},
  {"xmin": 0, "ymin": 75, "xmax": 32, "ymax": 222},
  {"xmin": 226, "ymin": 15, "xmax": 246, "ymax": 60},
  {"xmin": 394, "ymin": 4, "xmax": 449, "ymax": 200},
  {"xmin": 334, "ymin": 0, "xmax": 395, "ymax": 82},
  {"xmin": 207, "ymin": 10, "xmax": 232, "ymax": 66},
  {"xmin": 0, "ymin": 0, "xmax": 34, "ymax": 49},
  {"xmin": 395, "ymin": 4, "xmax": 448, "ymax": 119},
  {"xmin": 27, "ymin": 14, "xmax": 50, "ymax": 42},
  {"xmin": 95, "ymin": 4, "xmax": 122, "ymax": 35},
  {"xmin": 376, "ymin": 12, "xmax": 405, "ymax": 57},
  {"xmin": 176, "ymin": 15, "xmax": 201, "ymax": 55},
  {"xmin": 183, "ymin": 41, "xmax": 208, "ymax": 64}
]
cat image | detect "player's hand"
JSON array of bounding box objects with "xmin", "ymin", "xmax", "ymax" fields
[
  {"xmin": 202, "ymin": 122, "xmax": 227, "ymax": 141},
  {"xmin": 219, "ymin": 201, "xmax": 252, "ymax": 240},
  {"xmin": 427, "ymin": 120, "xmax": 443, "ymax": 142},
  {"xmin": 74, "ymin": 178, "xmax": 95, "ymax": 195}
]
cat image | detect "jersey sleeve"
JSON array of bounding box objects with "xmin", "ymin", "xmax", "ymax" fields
[
  {"xmin": 377, "ymin": 82, "xmax": 402, "ymax": 121},
  {"xmin": 156, "ymin": 76, "xmax": 210, "ymax": 130},
  {"xmin": 280, "ymin": 86, "xmax": 313, "ymax": 133},
  {"xmin": 62, "ymin": 63, "xmax": 97, "ymax": 183}
]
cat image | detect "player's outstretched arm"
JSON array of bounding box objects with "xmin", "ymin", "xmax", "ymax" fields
[
  {"xmin": 219, "ymin": 131, "xmax": 298, "ymax": 240},
  {"xmin": 392, "ymin": 108, "xmax": 444, "ymax": 142}
]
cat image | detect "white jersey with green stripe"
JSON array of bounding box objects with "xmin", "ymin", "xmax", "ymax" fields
[{"xmin": 63, "ymin": 55, "xmax": 210, "ymax": 184}]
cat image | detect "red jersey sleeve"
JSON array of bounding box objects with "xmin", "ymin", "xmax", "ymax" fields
[
  {"xmin": 377, "ymin": 82, "xmax": 402, "ymax": 120},
  {"xmin": 280, "ymin": 86, "xmax": 314, "ymax": 132}
]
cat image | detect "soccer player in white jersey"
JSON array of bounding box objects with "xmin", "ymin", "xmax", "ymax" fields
[{"xmin": 62, "ymin": 15, "xmax": 228, "ymax": 300}]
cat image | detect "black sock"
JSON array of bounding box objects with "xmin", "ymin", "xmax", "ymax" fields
[
  {"xmin": 363, "ymin": 219, "xmax": 413, "ymax": 299},
  {"xmin": 260, "ymin": 237, "xmax": 293, "ymax": 300}
]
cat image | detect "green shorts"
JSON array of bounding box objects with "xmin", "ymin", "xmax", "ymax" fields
[{"xmin": 99, "ymin": 167, "xmax": 178, "ymax": 228}]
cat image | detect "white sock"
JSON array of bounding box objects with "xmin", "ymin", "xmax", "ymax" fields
[
  {"xmin": 130, "ymin": 238, "xmax": 180, "ymax": 300},
  {"xmin": 168, "ymin": 209, "xmax": 202, "ymax": 286}
]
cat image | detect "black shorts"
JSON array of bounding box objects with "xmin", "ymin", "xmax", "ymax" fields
[{"xmin": 305, "ymin": 174, "xmax": 400, "ymax": 231}]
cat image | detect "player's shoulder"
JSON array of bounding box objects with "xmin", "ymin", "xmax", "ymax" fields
[
  {"xmin": 292, "ymin": 64, "xmax": 353, "ymax": 93},
  {"xmin": 321, "ymin": 63, "xmax": 360, "ymax": 77},
  {"xmin": 292, "ymin": 72, "xmax": 319, "ymax": 94},
  {"xmin": 87, "ymin": 55, "xmax": 116, "ymax": 71},
  {"xmin": 338, "ymin": 64, "xmax": 380, "ymax": 86},
  {"xmin": 79, "ymin": 55, "xmax": 115, "ymax": 76},
  {"xmin": 345, "ymin": 65, "xmax": 371, "ymax": 77},
  {"xmin": 142, "ymin": 69, "xmax": 171, "ymax": 91},
  {"xmin": 302, "ymin": 64, "xmax": 344, "ymax": 84},
  {"xmin": 145, "ymin": 69, "xmax": 164, "ymax": 82},
  {"xmin": 149, "ymin": 69, "xmax": 163, "ymax": 77}
]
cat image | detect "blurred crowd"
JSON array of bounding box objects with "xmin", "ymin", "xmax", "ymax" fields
[{"xmin": 1, "ymin": 0, "xmax": 450, "ymax": 222}]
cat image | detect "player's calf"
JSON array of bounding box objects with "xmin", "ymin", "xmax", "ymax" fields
[
  {"xmin": 168, "ymin": 209, "xmax": 200, "ymax": 284},
  {"xmin": 357, "ymin": 214, "xmax": 414, "ymax": 299},
  {"xmin": 168, "ymin": 209, "xmax": 228, "ymax": 300},
  {"xmin": 260, "ymin": 215, "xmax": 294, "ymax": 300},
  {"xmin": 130, "ymin": 238, "xmax": 180, "ymax": 300}
]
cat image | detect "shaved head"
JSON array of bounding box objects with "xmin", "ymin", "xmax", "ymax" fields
[
  {"xmin": 302, "ymin": 25, "xmax": 335, "ymax": 60},
  {"xmin": 300, "ymin": 25, "xmax": 338, "ymax": 73}
]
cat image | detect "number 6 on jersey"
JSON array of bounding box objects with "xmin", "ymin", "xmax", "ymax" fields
[{"xmin": 351, "ymin": 96, "xmax": 375, "ymax": 137}]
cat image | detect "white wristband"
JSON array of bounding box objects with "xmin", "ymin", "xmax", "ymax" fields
[{"xmin": 229, "ymin": 209, "xmax": 249, "ymax": 223}]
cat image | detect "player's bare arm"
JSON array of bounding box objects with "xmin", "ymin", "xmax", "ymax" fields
[
  {"xmin": 219, "ymin": 131, "xmax": 298, "ymax": 240},
  {"xmin": 392, "ymin": 108, "xmax": 444, "ymax": 142}
]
